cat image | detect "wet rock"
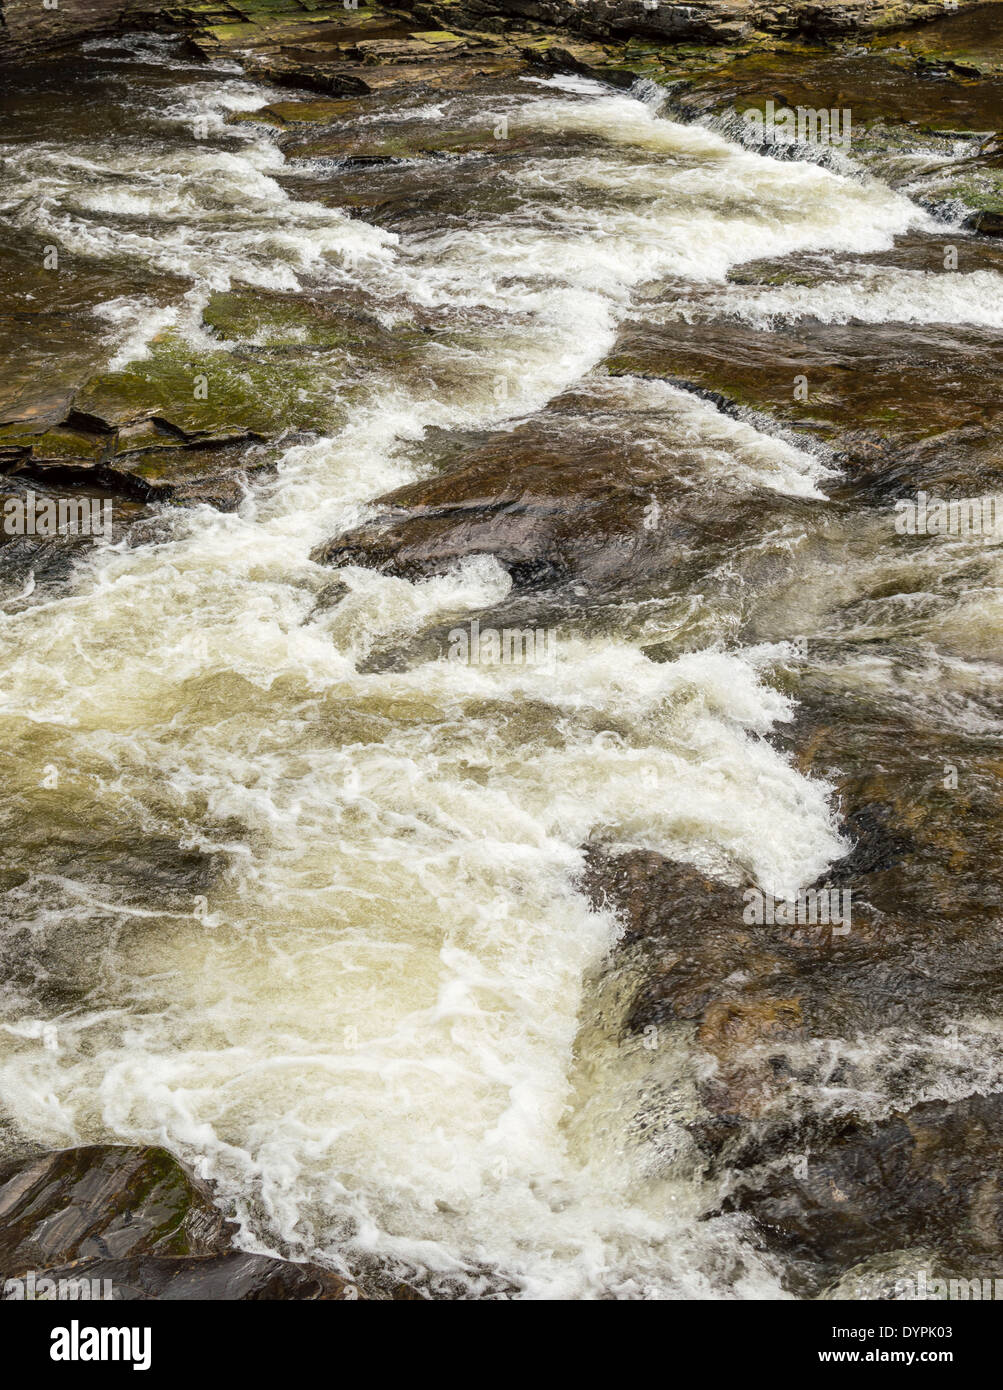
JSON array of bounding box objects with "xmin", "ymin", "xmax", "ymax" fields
[
  {"xmin": 3, "ymin": 821, "xmax": 221, "ymax": 908},
  {"xmin": 0, "ymin": 475, "xmax": 145, "ymax": 591},
  {"xmin": 1, "ymin": 440, "xmax": 278, "ymax": 512},
  {"xmin": 606, "ymin": 252, "xmax": 1003, "ymax": 493},
  {"xmin": 278, "ymin": 119, "xmax": 536, "ymax": 163},
  {"xmin": 0, "ymin": 1146, "xmax": 377, "ymax": 1300},
  {"xmin": 872, "ymin": 3, "xmax": 1003, "ymax": 77},
  {"xmin": 611, "ymin": 313, "xmax": 1003, "ymax": 456},
  {"xmin": 104, "ymin": 441, "xmax": 279, "ymax": 509},
  {"xmin": 722, "ymin": 1091, "xmax": 1003, "ymax": 1288},
  {"xmin": 0, "ymin": 394, "xmax": 76, "ymax": 435},
  {"xmin": 583, "ymin": 799, "xmax": 1003, "ymax": 1149},
  {"xmin": 775, "ymin": 676, "xmax": 1003, "ymax": 931},
  {"xmin": 0, "ymin": 1146, "xmax": 233, "ymax": 1278},
  {"xmin": 0, "ymin": 0, "xmax": 991, "ymax": 70},
  {"xmin": 0, "ymin": 0, "xmax": 149, "ymax": 60},
  {"xmin": 314, "ymin": 413, "xmax": 760, "ymax": 596},
  {"xmin": 226, "ymin": 96, "xmax": 365, "ymax": 128},
  {"xmin": 583, "ymin": 850, "xmax": 823, "ymax": 1120},
  {"xmin": 970, "ymin": 208, "xmax": 1003, "ymax": 236},
  {"xmin": 0, "ymin": 425, "xmax": 110, "ymax": 466},
  {"xmin": 74, "ymin": 353, "xmax": 275, "ymax": 442},
  {"xmin": 12, "ymin": 1252, "xmax": 361, "ymax": 1300},
  {"xmin": 673, "ymin": 41, "xmax": 1003, "ymax": 133}
]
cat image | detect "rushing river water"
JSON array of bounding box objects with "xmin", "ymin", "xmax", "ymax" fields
[{"xmin": 1, "ymin": 33, "xmax": 1002, "ymax": 1298}]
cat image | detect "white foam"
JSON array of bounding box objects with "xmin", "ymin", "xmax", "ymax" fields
[{"xmin": 694, "ymin": 265, "xmax": 1003, "ymax": 329}]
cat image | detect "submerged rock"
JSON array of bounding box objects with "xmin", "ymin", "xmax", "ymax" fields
[
  {"xmin": 277, "ymin": 119, "xmax": 537, "ymax": 164},
  {"xmin": 314, "ymin": 408, "xmax": 761, "ymax": 596},
  {"xmin": 722, "ymin": 1091, "xmax": 1003, "ymax": 1289}
]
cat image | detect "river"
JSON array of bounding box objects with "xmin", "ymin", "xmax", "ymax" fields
[{"xmin": 1, "ymin": 31, "xmax": 1002, "ymax": 1299}]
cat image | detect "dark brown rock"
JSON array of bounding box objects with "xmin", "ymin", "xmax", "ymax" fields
[
  {"xmin": 607, "ymin": 236, "xmax": 1003, "ymax": 497},
  {"xmin": 0, "ymin": 1145, "xmax": 389, "ymax": 1300},
  {"xmin": 0, "ymin": 0, "xmax": 149, "ymax": 61},
  {"xmin": 0, "ymin": 1145, "xmax": 233, "ymax": 1279},
  {"xmin": 722, "ymin": 1091, "xmax": 1003, "ymax": 1282},
  {"xmin": 314, "ymin": 415, "xmax": 761, "ymax": 596},
  {"xmin": 0, "ymin": 476, "xmax": 146, "ymax": 591},
  {"xmin": 11, "ymin": 1252, "xmax": 361, "ymax": 1300}
]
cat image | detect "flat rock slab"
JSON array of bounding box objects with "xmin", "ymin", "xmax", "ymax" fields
[
  {"xmin": 185, "ymin": 0, "xmax": 529, "ymax": 93},
  {"xmin": 313, "ymin": 413, "xmax": 761, "ymax": 596},
  {"xmin": 608, "ymin": 317, "xmax": 1003, "ymax": 466}
]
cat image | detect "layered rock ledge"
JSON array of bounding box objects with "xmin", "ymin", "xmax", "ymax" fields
[{"xmin": 0, "ymin": 0, "xmax": 992, "ymax": 61}]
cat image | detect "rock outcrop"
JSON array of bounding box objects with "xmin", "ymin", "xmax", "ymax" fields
[
  {"xmin": 312, "ymin": 401, "xmax": 763, "ymax": 600},
  {"xmin": 0, "ymin": 1145, "xmax": 364, "ymax": 1300},
  {"xmin": 722, "ymin": 1091, "xmax": 1003, "ymax": 1291},
  {"xmin": 0, "ymin": 0, "xmax": 151, "ymax": 61},
  {"xmin": 0, "ymin": 0, "xmax": 991, "ymax": 62}
]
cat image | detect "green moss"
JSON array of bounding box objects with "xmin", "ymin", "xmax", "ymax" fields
[
  {"xmin": 76, "ymin": 347, "xmax": 267, "ymax": 439},
  {"xmin": 231, "ymin": 0, "xmax": 307, "ymax": 12},
  {"xmin": 75, "ymin": 330, "xmax": 335, "ymax": 440},
  {"xmin": 73, "ymin": 288, "xmax": 432, "ymax": 448},
  {"xmin": 203, "ymin": 288, "xmax": 374, "ymax": 348},
  {"xmin": 227, "ymin": 96, "xmax": 364, "ymax": 127},
  {"xmin": 200, "ymin": 21, "xmax": 259, "ymax": 40},
  {"xmin": 922, "ymin": 172, "xmax": 1003, "ymax": 215},
  {"xmin": 407, "ymin": 30, "xmax": 464, "ymax": 43},
  {"xmin": 0, "ymin": 424, "xmax": 107, "ymax": 461}
]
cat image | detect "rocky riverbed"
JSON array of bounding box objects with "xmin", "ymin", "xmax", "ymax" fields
[{"xmin": 1, "ymin": 1, "xmax": 1002, "ymax": 1300}]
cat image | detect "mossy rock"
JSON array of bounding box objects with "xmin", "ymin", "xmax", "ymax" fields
[
  {"xmin": 873, "ymin": 3, "xmax": 1003, "ymax": 77},
  {"xmin": 407, "ymin": 29, "xmax": 464, "ymax": 43},
  {"xmin": 113, "ymin": 418, "xmax": 192, "ymax": 455},
  {"xmin": 0, "ymin": 424, "xmax": 108, "ymax": 463},
  {"xmin": 75, "ymin": 319, "xmax": 364, "ymax": 441},
  {"xmin": 227, "ymin": 97, "xmax": 365, "ymax": 127},
  {"xmin": 75, "ymin": 344, "xmax": 278, "ymax": 440},
  {"xmin": 201, "ymin": 286, "xmax": 429, "ymax": 365},
  {"xmin": 200, "ymin": 21, "xmax": 260, "ymax": 42},
  {"xmin": 230, "ymin": 0, "xmax": 312, "ymax": 13},
  {"xmin": 105, "ymin": 442, "xmax": 281, "ymax": 509},
  {"xmin": 0, "ymin": 1146, "xmax": 232, "ymax": 1276},
  {"xmin": 203, "ymin": 287, "xmax": 370, "ymax": 349}
]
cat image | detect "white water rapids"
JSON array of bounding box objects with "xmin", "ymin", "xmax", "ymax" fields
[{"xmin": 1, "ymin": 48, "xmax": 998, "ymax": 1297}]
